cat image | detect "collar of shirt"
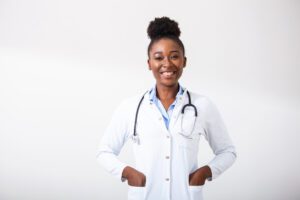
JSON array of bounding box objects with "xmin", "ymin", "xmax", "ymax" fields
[{"xmin": 148, "ymin": 84, "xmax": 184, "ymax": 129}]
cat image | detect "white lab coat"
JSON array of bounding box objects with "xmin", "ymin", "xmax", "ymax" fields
[{"xmin": 97, "ymin": 88, "xmax": 236, "ymax": 200}]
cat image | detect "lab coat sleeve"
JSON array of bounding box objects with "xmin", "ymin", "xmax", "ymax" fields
[
  {"xmin": 203, "ymin": 98, "xmax": 237, "ymax": 180},
  {"xmin": 96, "ymin": 102, "xmax": 130, "ymax": 182}
]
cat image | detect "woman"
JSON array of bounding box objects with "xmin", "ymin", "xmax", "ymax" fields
[{"xmin": 97, "ymin": 17, "xmax": 236, "ymax": 200}]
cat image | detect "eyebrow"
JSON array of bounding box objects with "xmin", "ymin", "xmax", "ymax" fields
[{"xmin": 153, "ymin": 50, "xmax": 180, "ymax": 54}]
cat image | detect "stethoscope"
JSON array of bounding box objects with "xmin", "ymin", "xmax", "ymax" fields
[{"xmin": 131, "ymin": 90, "xmax": 198, "ymax": 144}]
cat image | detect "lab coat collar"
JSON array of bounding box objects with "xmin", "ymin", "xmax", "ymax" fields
[{"xmin": 148, "ymin": 84, "xmax": 185, "ymax": 103}]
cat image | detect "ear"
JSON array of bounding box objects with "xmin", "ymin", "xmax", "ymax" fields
[
  {"xmin": 183, "ymin": 56, "xmax": 187, "ymax": 68},
  {"xmin": 147, "ymin": 59, "xmax": 151, "ymax": 70}
]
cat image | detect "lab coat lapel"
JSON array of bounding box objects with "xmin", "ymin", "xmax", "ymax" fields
[
  {"xmin": 143, "ymin": 92, "xmax": 170, "ymax": 135},
  {"xmin": 169, "ymin": 89, "xmax": 188, "ymax": 132}
]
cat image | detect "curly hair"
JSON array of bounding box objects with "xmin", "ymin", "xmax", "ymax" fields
[{"xmin": 147, "ymin": 16, "xmax": 185, "ymax": 56}]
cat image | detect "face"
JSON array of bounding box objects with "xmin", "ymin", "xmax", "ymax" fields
[{"xmin": 148, "ymin": 38, "xmax": 186, "ymax": 88}]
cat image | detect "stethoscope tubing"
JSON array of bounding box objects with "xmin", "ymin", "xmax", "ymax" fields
[{"xmin": 133, "ymin": 90, "xmax": 197, "ymax": 138}]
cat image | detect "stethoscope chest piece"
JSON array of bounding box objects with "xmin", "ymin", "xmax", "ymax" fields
[{"xmin": 131, "ymin": 134, "xmax": 140, "ymax": 145}]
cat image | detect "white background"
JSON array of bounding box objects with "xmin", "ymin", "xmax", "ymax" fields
[{"xmin": 1, "ymin": 0, "xmax": 300, "ymax": 199}]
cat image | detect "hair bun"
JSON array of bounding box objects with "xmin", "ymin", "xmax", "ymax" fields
[{"xmin": 147, "ymin": 16, "xmax": 181, "ymax": 40}]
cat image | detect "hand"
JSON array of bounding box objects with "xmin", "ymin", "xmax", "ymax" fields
[
  {"xmin": 122, "ymin": 166, "xmax": 146, "ymax": 187},
  {"xmin": 189, "ymin": 165, "xmax": 212, "ymax": 186}
]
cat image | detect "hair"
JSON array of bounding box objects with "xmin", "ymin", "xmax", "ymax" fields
[{"xmin": 147, "ymin": 16, "xmax": 185, "ymax": 57}]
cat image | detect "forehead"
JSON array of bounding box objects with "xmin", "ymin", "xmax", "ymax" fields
[{"xmin": 150, "ymin": 38, "xmax": 182, "ymax": 54}]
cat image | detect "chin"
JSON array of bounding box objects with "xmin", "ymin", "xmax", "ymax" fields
[{"xmin": 159, "ymin": 80, "xmax": 179, "ymax": 88}]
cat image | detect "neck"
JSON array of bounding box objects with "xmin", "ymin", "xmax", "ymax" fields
[{"xmin": 156, "ymin": 83, "xmax": 179, "ymax": 101}]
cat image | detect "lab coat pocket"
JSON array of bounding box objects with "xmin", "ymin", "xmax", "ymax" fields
[
  {"xmin": 188, "ymin": 185, "xmax": 204, "ymax": 200},
  {"xmin": 178, "ymin": 136, "xmax": 198, "ymax": 150},
  {"xmin": 127, "ymin": 186, "xmax": 146, "ymax": 200}
]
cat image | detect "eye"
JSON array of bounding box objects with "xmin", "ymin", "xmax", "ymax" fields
[
  {"xmin": 154, "ymin": 56, "xmax": 164, "ymax": 61},
  {"xmin": 170, "ymin": 54, "xmax": 179, "ymax": 60}
]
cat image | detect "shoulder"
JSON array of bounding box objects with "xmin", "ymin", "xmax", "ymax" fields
[
  {"xmin": 188, "ymin": 90, "xmax": 214, "ymax": 107},
  {"xmin": 114, "ymin": 92, "xmax": 148, "ymax": 114},
  {"xmin": 187, "ymin": 90, "xmax": 221, "ymax": 116}
]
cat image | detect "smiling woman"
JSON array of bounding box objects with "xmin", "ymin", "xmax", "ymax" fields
[
  {"xmin": 148, "ymin": 38, "xmax": 186, "ymax": 95},
  {"xmin": 147, "ymin": 17, "xmax": 186, "ymax": 94},
  {"xmin": 96, "ymin": 16, "xmax": 237, "ymax": 200}
]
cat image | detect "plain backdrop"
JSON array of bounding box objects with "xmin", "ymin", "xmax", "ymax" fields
[{"xmin": 0, "ymin": 0, "xmax": 300, "ymax": 199}]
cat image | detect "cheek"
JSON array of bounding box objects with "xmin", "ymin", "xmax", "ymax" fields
[
  {"xmin": 149, "ymin": 62, "xmax": 160, "ymax": 71},
  {"xmin": 177, "ymin": 67, "xmax": 184, "ymax": 77},
  {"xmin": 152, "ymin": 70, "xmax": 160, "ymax": 78},
  {"xmin": 177, "ymin": 69, "xmax": 183, "ymax": 77},
  {"xmin": 148, "ymin": 65, "xmax": 159, "ymax": 75}
]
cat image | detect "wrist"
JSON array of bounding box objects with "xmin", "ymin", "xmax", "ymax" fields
[
  {"xmin": 122, "ymin": 166, "xmax": 132, "ymax": 179},
  {"xmin": 198, "ymin": 165, "xmax": 212, "ymax": 180}
]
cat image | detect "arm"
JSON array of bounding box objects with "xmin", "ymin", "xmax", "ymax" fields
[
  {"xmin": 96, "ymin": 103, "xmax": 130, "ymax": 181},
  {"xmin": 203, "ymin": 98, "xmax": 237, "ymax": 181},
  {"xmin": 189, "ymin": 98, "xmax": 237, "ymax": 185},
  {"xmin": 96, "ymin": 101, "xmax": 146, "ymax": 186}
]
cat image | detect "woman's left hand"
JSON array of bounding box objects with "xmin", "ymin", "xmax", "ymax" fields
[{"xmin": 189, "ymin": 165, "xmax": 212, "ymax": 186}]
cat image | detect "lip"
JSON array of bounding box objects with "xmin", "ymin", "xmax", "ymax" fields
[
  {"xmin": 160, "ymin": 71, "xmax": 177, "ymax": 78},
  {"xmin": 159, "ymin": 70, "xmax": 176, "ymax": 74}
]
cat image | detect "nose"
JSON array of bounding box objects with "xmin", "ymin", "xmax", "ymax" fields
[{"xmin": 162, "ymin": 57, "xmax": 172, "ymax": 67}]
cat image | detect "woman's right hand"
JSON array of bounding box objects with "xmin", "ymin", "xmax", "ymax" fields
[{"xmin": 122, "ymin": 166, "xmax": 146, "ymax": 187}]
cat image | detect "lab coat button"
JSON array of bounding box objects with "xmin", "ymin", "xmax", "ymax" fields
[
  {"xmin": 165, "ymin": 178, "xmax": 169, "ymax": 181},
  {"xmin": 166, "ymin": 135, "xmax": 170, "ymax": 139},
  {"xmin": 165, "ymin": 156, "xmax": 170, "ymax": 159}
]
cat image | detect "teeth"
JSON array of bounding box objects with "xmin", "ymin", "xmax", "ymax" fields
[
  {"xmin": 164, "ymin": 72, "xmax": 173, "ymax": 75},
  {"xmin": 162, "ymin": 71, "xmax": 174, "ymax": 75},
  {"xmin": 161, "ymin": 71, "xmax": 175, "ymax": 78}
]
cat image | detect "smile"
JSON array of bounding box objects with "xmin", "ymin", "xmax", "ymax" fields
[{"xmin": 160, "ymin": 71, "xmax": 177, "ymax": 78}]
